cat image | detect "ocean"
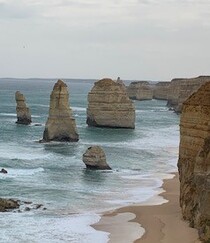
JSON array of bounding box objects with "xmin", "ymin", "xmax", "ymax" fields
[{"xmin": 0, "ymin": 79, "xmax": 179, "ymax": 243}]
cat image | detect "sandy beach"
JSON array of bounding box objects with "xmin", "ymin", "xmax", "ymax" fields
[{"xmin": 93, "ymin": 173, "xmax": 201, "ymax": 243}]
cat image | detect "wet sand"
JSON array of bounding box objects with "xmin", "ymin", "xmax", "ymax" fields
[{"xmin": 93, "ymin": 173, "xmax": 201, "ymax": 243}]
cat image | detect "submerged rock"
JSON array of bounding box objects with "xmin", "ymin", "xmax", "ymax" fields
[
  {"xmin": 0, "ymin": 198, "xmax": 19, "ymax": 212},
  {"xmin": 83, "ymin": 146, "xmax": 111, "ymax": 170},
  {"xmin": 178, "ymin": 82, "xmax": 210, "ymax": 241},
  {"xmin": 41, "ymin": 79, "xmax": 79, "ymax": 142},
  {"xmin": 15, "ymin": 91, "xmax": 32, "ymax": 125},
  {"xmin": 87, "ymin": 78, "xmax": 135, "ymax": 129}
]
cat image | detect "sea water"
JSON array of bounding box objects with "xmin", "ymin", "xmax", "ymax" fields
[{"xmin": 0, "ymin": 79, "xmax": 179, "ymax": 243}]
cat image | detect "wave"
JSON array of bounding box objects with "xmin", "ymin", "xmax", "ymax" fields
[{"xmin": 0, "ymin": 113, "xmax": 40, "ymax": 118}]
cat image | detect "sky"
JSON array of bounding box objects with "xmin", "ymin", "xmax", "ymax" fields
[{"xmin": 0, "ymin": 0, "xmax": 210, "ymax": 80}]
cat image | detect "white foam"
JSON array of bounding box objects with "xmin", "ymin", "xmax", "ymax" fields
[
  {"xmin": 72, "ymin": 107, "xmax": 86, "ymax": 112},
  {"xmin": 0, "ymin": 212, "xmax": 108, "ymax": 243}
]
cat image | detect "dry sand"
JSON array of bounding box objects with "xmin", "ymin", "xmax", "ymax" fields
[{"xmin": 93, "ymin": 173, "xmax": 201, "ymax": 243}]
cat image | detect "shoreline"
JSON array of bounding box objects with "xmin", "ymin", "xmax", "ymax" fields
[{"xmin": 93, "ymin": 173, "xmax": 201, "ymax": 243}]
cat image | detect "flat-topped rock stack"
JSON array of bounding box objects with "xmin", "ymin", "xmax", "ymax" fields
[
  {"xmin": 153, "ymin": 81, "xmax": 170, "ymax": 100},
  {"xmin": 15, "ymin": 91, "xmax": 32, "ymax": 125},
  {"xmin": 41, "ymin": 79, "xmax": 79, "ymax": 142},
  {"xmin": 126, "ymin": 81, "xmax": 154, "ymax": 100},
  {"xmin": 167, "ymin": 76, "xmax": 210, "ymax": 113},
  {"xmin": 87, "ymin": 78, "xmax": 135, "ymax": 129},
  {"xmin": 178, "ymin": 82, "xmax": 210, "ymax": 242}
]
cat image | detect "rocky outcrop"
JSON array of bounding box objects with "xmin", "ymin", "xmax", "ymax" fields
[
  {"xmin": 178, "ymin": 82, "xmax": 210, "ymax": 241},
  {"xmin": 167, "ymin": 76, "xmax": 210, "ymax": 113},
  {"xmin": 153, "ymin": 82, "xmax": 170, "ymax": 100},
  {"xmin": 87, "ymin": 78, "xmax": 135, "ymax": 129},
  {"xmin": 82, "ymin": 146, "xmax": 111, "ymax": 170},
  {"xmin": 15, "ymin": 91, "xmax": 32, "ymax": 125},
  {"xmin": 0, "ymin": 168, "xmax": 7, "ymax": 174},
  {"xmin": 41, "ymin": 80, "xmax": 79, "ymax": 142},
  {"xmin": 0, "ymin": 198, "xmax": 19, "ymax": 212},
  {"xmin": 126, "ymin": 81, "xmax": 154, "ymax": 100}
]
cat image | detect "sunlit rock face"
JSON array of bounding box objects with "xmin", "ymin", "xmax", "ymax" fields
[
  {"xmin": 167, "ymin": 76, "xmax": 210, "ymax": 113},
  {"xmin": 42, "ymin": 79, "xmax": 79, "ymax": 142},
  {"xmin": 15, "ymin": 91, "xmax": 32, "ymax": 125},
  {"xmin": 82, "ymin": 146, "xmax": 111, "ymax": 170},
  {"xmin": 126, "ymin": 81, "xmax": 153, "ymax": 100},
  {"xmin": 87, "ymin": 78, "xmax": 135, "ymax": 129},
  {"xmin": 178, "ymin": 82, "xmax": 210, "ymax": 241}
]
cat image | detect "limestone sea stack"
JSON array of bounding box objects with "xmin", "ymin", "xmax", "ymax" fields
[
  {"xmin": 41, "ymin": 80, "xmax": 79, "ymax": 142},
  {"xmin": 15, "ymin": 91, "xmax": 32, "ymax": 125},
  {"xmin": 126, "ymin": 81, "xmax": 154, "ymax": 100},
  {"xmin": 87, "ymin": 78, "xmax": 135, "ymax": 129},
  {"xmin": 178, "ymin": 82, "xmax": 210, "ymax": 241},
  {"xmin": 82, "ymin": 146, "xmax": 111, "ymax": 170}
]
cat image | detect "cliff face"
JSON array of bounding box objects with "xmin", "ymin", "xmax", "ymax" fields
[
  {"xmin": 178, "ymin": 82, "xmax": 210, "ymax": 241},
  {"xmin": 153, "ymin": 82, "xmax": 170, "ymax": 100},
  {"xmin": 15, "ymin": 91, "xmax": 32, "ymax": 125},
  {"xmin": 42, "ymin": 80, "xmax": 79, "ymax": 142},
  {"xmin": 167, "ymin": 76, "xmax": 210, "ymax": 113},
  {"xmin": 87, "ymin": 78, "xmax": 135, "ymax": 129},
  {"xmin": 126, "ymin": 81, "xmax": 153, "ymax": 100}
]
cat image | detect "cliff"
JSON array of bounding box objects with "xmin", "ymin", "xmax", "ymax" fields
[
  {"xmin": 15, "ymin": 91, "xmax": 32, "ymax": 125},
  {"xmin": 167, "ymin": 76, "xmax": 210, "ymax": 113},
  {"xmin": 87, "ymin": 78, "xmax": 135, "ymax": 129},
  {"xmin": 126, "ymin": 81, "xmax": 153, "ymax": 100},
  {"xmin": 153, "ymin": 82, "xmax": 170, "ymax": 100},
  {"xmin": 178, "ymin": 82, "xmax": 210, "ymax": 241},
  {"xmin": 41, "ymin": 80, "xmax": 79, "ymax": 142}
]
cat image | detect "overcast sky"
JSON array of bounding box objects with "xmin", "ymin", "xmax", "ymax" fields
[{"xmin": 0, "ymin": 0, "xmax": 210, "ymax": 80}]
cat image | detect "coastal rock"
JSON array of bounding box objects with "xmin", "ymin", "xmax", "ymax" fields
[
  {"xmin": 82, "ymin": 146, "xmax": 111, "ymax": 170},
  {"xmin": 167, "ymin": 76, "xmax": 210, "ymax": 113},
  {"xmin": 87, "ymin": 78, "xmax": 135, "ymax": 129},
  {"xmin": 0, "ymin": 198, "xmax": 19, "ymax": 212},
  {"xmin": 0, "ymin": 168, "xmax": 7, "ymax": 174},
  {"xmin": 178, "ymin": 82, "xmax": 210, "ymax": 241},
  {"xmin": 15, "ymin": 91, "xmax": 32, "ymax": 125},
  {"xmin": 153, "ymin": 82, "xmax": 170, "ymax": 100},
  {"xmin": 126, "ymin": 81, "xmax": 153, "ymax": 100},
  {"xmin": 41, "ymin": 80, "xmax": 79, "ymax": 142}
]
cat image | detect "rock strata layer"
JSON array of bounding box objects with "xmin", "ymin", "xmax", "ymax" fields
[
  {"xmin": 167, "ymin": 76, "xmax": 210, "ymax": 113},
  {"xmin": 15, "ymin": 91, "xmax": 32, "ymax": 125},
  {"xmin": 82, "ymin": 146, "xmax": 111, "ymax": 170},
  {"xmin": 42, "ymin": 79, "xmax": 79, "ymax": 142},
  {"xmin": 178, "ymin": 82, "xmax": 210, "ymax": 241},
  {"xmin": 126, "ymin": 81, "xmax": 154, "ymax": 100},
  {"xmin": 153, "ymin": 82, "xmax": 170, "ymax": 100},
  {"xmin": 87, "ymin": 78, "xmax": 135, "ymax": 129}
]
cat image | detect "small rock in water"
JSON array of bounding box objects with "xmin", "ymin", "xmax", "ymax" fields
[
  {"xmin": 83, "ymin": 146, "xmax": 111, "ymax": 170},
  {"xmin": 0, "ymin": 168, "xmax": 7, "ymax": 174}
]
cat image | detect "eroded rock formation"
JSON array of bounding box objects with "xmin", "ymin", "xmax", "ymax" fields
[
  {"xmin": 0, "ymin": 198, "xmax": 19, "ymax": 212},
  {"xmin": 82, "ymin": 146, "xmax": 111, "ymax": 170},
  {"xmin": 87, "ymin": 78, "xmax": 135, "ymax": 129},
  {"xmin": 15, "ymin": 91, "xmax": 32, "ymax": 125},
  {"xmin": 126, "ymin": 81, "xmax": 154, "ymax": 100},
  {"xmin": 41, "ymin": 79, "xmax": 79, "ymax": 142},
  {"xmin": 167, "ymin": 76, "xmax": 210, "ymax": 113},
  {"xmin": 178, "ymin": 82, "xmax": 210, "ymax": 241},
  {"xmin": 153, "ymin": 82, "xmax": 170, "ymax": 100}
]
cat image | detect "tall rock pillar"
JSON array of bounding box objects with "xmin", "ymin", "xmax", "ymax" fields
[
  {"xmin": 15, "ymin": 91, "xmax": 32, "ymax": 125},
  {"xmin": 42, "ymin": 80, "xmax": 79, "ymax": 142}
]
